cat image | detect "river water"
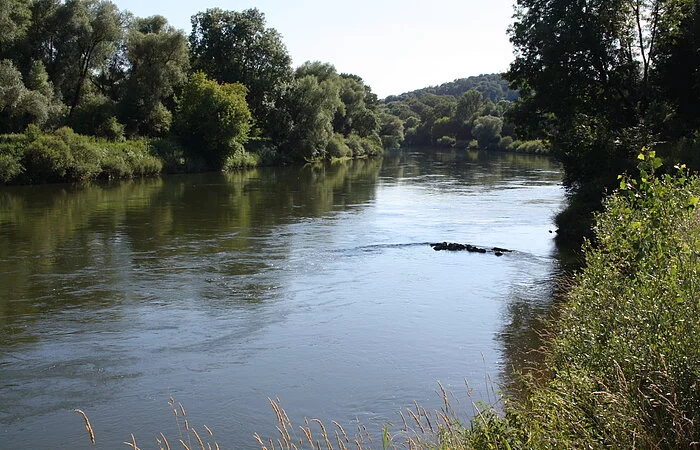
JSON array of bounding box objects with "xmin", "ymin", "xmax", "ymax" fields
[{"xmin": 0, "ymin": 149, "xmax": 564, "ymax": 449}]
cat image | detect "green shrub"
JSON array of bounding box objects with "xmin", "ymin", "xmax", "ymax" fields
[
  {"xmin": 0, "ymin": 153, "xmax": 23, "ymax": 183},
  {"xmin": 22, "ymin": 129, "xmax": 74, "ymax": 182},
  {"xmin": 100, "ymin": 152, "xmax": 132, "ymax": 179},
  {"xmin": 345, "ymin": 133, "xmax": 364, "ymax": 157},
  {"xmin": 97, "ymin": 116, "xmax": 126, "ymax": 142},
  {"xmin": 326, "ymin": 133, "xmax": 352, "ymax": 159},
  {"xmin": 437, "ymin": 135, "xmax": 456, "ymax": 148},
  {"xmin": 359, "ymin": 133, "xmax": 384, "ymax": 157},
  {"xmin": 222, "ymin": 144, "xmax": 260, "ymax": 171}
]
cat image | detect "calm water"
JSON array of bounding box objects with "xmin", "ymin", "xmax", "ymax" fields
[{"xmin": 0, "ymin": 150, "xmax": 564, "ymax": 449}]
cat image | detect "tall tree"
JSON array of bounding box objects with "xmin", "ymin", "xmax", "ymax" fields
[
  {"xmin": 48, "ymin": 0, "xmax": 124, "ymax": 117},
  {"xmin": 0, "ymin": 0, "xmax": 32, "ymax": 54},
  {"xmin": 120, "ymin": 15, "xmax": 189, "ymax": 136},
  {"xmin": 652, "ymin": 0, "xmax": 700, "ymax": 135},
  {"xmin": 506, "ymin": 0, "xmax": 655, "ymax": 183},
  {"xmin": 281, "ymin": 74, "xmax": 342, "ymax": 161},
  {"xmin": 189, "ymin": 8, "xmax": 293, "ymax": 138}
]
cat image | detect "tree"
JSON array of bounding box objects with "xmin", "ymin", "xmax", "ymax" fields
[
  {"xmin": 173, "ymin": 72, "xmax": 252, "ymax": 169},
  {"xmin": 473, "ymin": 115, "xmax": 503, "ymax": 149},
  {"xmin": 281, "ymin": 74, "xmax": 342, "ymax": 161},
  {"xmin": 120, "ymin": 15, "xmax": 189, "ymax": 136},
  {"xmin": 36, "ymin": 0, "xmax": 124, "ymax": 117},
  {"xmin": 455, "ymin": 89, "xmax": 483, "ymax": 125},
  {"xmin": 378, "ymin": 112, "xmax": 404, "ymax": 148},
  {"xmin": 0, "ymin": 59, "xmax": 62, "ymax": 133},
  {"xmin": 653, "ymin": 0, "xmax": 700, "ymax": 136},
  {"xmin": 0, "ymin": 0, "xmax": 32, "ymax": 54},
  {"xmin": 189, "ymin": 8, "xmax": 293, "ymax": 138},
  {"xmin": 506, "ymin": 0, "xmax": 651, "ymax": 183}
]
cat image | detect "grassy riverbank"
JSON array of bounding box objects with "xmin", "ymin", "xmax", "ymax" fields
[{"xmin": 451, "ymin": 153, "xmax": 700, "ymax": 449}]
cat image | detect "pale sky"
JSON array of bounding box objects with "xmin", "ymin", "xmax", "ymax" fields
[{"xmin": 111, "ymin": 0, "xmax": 516, "ymax": 98}]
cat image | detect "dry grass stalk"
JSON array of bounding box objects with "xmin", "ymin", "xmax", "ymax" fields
[
  {"xmin": 179, "ymin": 439, "xmax": 191, "ymax": 450},
  {"xmin": 254, "ymin": 432, "xmax": 268, "ymax": 450},
  {"xmin": 203, "ymin": 425, "xmax": 213, "ymax": 436},
  {"xmin": 74, "ymin": 409, "xmax": 96, "ymax": 444},
  {"xmin": 406, "ymin": 409, "xmax": 425, "ymax": 433},
  {"xmin": 301, "ymin": 425, "xmax": 314, "ymax": 449},
  {"xmin": 311, "ymin": 418, "xmax": 333, "ymax": 450},
  {"xmin": 160, "ymin": 432, "xmax": 171, "ymax": 450},
  {"xmin": 331, "ymin": 420, "xmax": 349, "ymax": 443},
  {"xmin": 192, "ymin": 428, "xmax": 205, "ymax": 450},
  {"xmin": 123, "ymin": 433, "xmax": 140, "ymax": 450},
  {"xmin": 399, "ymin": 411, "xmax": 408, "ymax": 432}
]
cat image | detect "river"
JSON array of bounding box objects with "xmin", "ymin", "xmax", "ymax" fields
[{"xmin": 0, "ymin": 149, "xmax": 565, "ymax": 448}]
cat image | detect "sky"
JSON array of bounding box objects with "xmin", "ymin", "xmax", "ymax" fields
[{"xmin": 110, "ymin": 0, "xmax": 516, "ymax": 98}]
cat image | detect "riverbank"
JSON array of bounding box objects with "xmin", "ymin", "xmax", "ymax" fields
[{"xmin": 452, "ymin": 153, "xmax": 700, "ymax": 448}]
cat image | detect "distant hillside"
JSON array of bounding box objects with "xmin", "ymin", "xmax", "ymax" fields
[{"xmin": 384, "ymin": 73, "xmax": 518, "ymax": 103}]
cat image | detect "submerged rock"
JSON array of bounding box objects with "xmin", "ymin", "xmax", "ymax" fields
[{"xmin": 430, "ymin": 242, "xmax": 512, "ymax": 255}]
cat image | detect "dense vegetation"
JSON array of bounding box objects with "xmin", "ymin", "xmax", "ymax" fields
[
  {"xmin": 0, "ymin": 1, "xmax": 401, "ymax": 183},
  {"xmin": 447, "ymin": 153, "xmax": 700, "ymax": 449},
  {"xmin": 381, "ymin": 74, "xmax": 548, "ymax": 154},
  {"xmin": 505, "ymin": 0, "xmax": 700, "ymax": 242}
]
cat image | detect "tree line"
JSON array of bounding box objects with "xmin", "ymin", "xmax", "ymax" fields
[
  {"xmin": 382, "ymin": 74, "xmax": 547, "ymax": 153},
  {"xmin": 0, "ymin": 1, "xmax": 404, "ymax": 183}
]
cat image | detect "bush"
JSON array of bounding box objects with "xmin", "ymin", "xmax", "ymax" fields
[
  {"xmin": 22, "ymin": 128, "xmax": 74, "ymax": 182},
  {"xmin": 0, "ymin": 153, "xmax": 23, "ymax": 183},
  {"xmin": 97, "ymin": 116, "xmax": 126, "ymax": 142},
  {"xmin": 359, "ymin": 133, "xmax": 384, "ymax": 157},
  {"xmin": 436, "ymin": 135, "xmax": 456, "ymax": 148},
  {"xmin": 345, "ymin": 133, "xmax": 364, "ymax": 157},
  {"xmin": 222, "ymin": 144, "xmax": 260, "ymax": 171},
  {"xmin": 1, "ymin": 127, "xmax": 164, "ymax": 183},
  {"xmin": 326, "ymin": 133, "xmax": 352, "ymax": 159},
  {"xmin": 0, "ymin": 134, "xmax": 26, "ymax": 184},
  {"xmin": 173, "ymin": 72, "xmax": 252, "ymax": 170}
]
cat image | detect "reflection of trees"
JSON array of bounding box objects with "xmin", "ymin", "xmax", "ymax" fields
[{"xmin": 0, "ymin": 158, "xmax": 383, "ymax": 328}]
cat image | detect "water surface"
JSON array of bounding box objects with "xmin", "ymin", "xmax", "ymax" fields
[{"xmin": 0, "ymin": 150, "xmax": 564, "ymax": 448}]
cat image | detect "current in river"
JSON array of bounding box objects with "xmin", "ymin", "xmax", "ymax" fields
[{"xmin": 0, "ymin": 149, "xmax": 565, "ymax": 448}]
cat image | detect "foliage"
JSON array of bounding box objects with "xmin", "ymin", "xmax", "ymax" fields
[
  {"xmin": 505, "ymin": 0, "xmax": 700, "ymax": 188},
  {"xmin": 0, "ymin": 126, "xmax": 162, "ymax": 184},
  {"xmin": 326, "ymin": 133, "xmax": 352, "ymax": 159},
  {"xmin": 173, "ymin": 72, "xmax": 252, "ymax": 170},
  {"xmin": 189, "ymin": 8, "xmax": 293, "ymax": 139},
  {"xmin": 472, "ymin": 115, "xmax": 503, "ymax": 149},
  {"xmin": 385, "ymin": 73, "xmax": 518, "ymax": 103},
  {"xmin": 456, "ymin": 153, "xmax": 700, "ymax": 448},
  {"xmin": 222, "ymin": 148, "xmax": 260, "ymax": 171},
  {"xmin": 383, "ymin": 82, "xmax": 518, "ymax": 150},
  {"xmin": 120, "ymin": 15, "xmax": 189, "ymax": 136},
  {"xmin": 0, "ymin": 59, "xmax": 64, "ymax": 132}
]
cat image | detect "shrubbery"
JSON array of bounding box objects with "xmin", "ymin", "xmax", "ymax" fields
[{"xmin": 0, "ymin": 126, "xmax": 162, "ymax": 184}]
